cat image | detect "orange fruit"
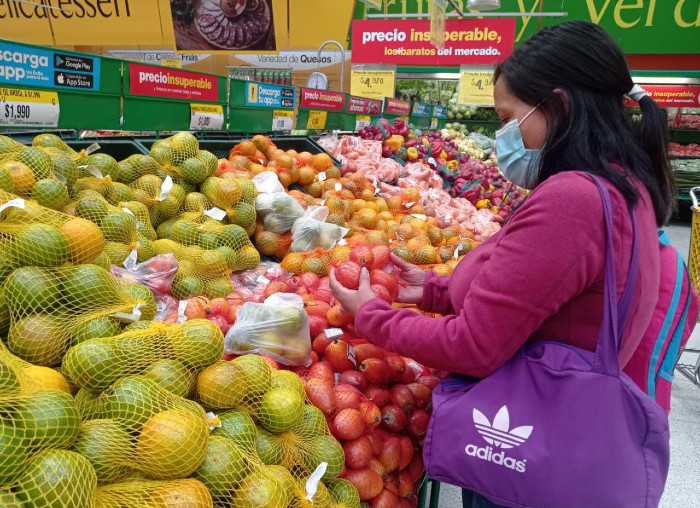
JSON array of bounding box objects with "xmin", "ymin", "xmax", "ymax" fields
[
  {"xmin": 406, "ymin": 237, "xmax": 428, "ymax": 250},
  {"xmin": 387, "ymin": 196, "xmax": 403, "ymax": 211},
  {"xmin": 397, "ymin": 224, "xmax": 416, "ymax": 241},
  {"xmin": 297, "ymin": 151, "xmax": 314, "ymax": 166},
  {"xmin": 281, "ymin": 253, "xmax": 305, "ymax": 274},
  {"xmin": 312, "ymin": 153, "xmax": 333, "ymax": 171},
  {"xmin": 237, "ymin": 141, "xmax": 257, "ymax": 156},
  {"xmin": 331, "ymin": 246, "xmax": 352, "ymax": 263},
  {"xmin": 401, "ymin": 187, "xmax": 420, "ymax": 203},
  {"xmin": 277, "ymin": 170, "xmax": 292, "ymax": 188},
  {"xmin": 275, "ymin": 154, "xmax": 294, "ymax": 170},
  {"xmin": 137, "ymin": 409, "xmax": 209, "ymax": 480},
  {"xmin": 325, "ymin": 167, "xmax": 341, "ymax": 180},
  {"xmin": 298, "ymin": 166, "xmax": 316, "ymax": 186},
  {"xmin": 252, "ymin": 135, "xmax": 271, "ymax": 152}
]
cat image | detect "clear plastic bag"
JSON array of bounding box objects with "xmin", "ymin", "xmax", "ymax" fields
[
  {"xmin": 252, "ymin": 171, "xmax": 285, "ymax": 194},
  {"xmin": 255, "ymin": 192, "xmax": 305, "ymax": 234},
  {"xmin": 110, "ymin": 254, "xmax": 179, "ymax": 296},
  {"xmin": 290, "ymin": 206, "xmax": 349, "ymax": 252},
  {"xmin": 224, "ymin": 293, "xmax": 311, "ymax": 367},
  {"xmin": 467, "ymin": 132, "xmax": 496, "ymax": 155}
]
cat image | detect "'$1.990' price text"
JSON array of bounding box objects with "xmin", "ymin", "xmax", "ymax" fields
[
  {"xmin": 197, "ymin": 116, "xmax": 211, "ymax": 127},
  {"xmin": 4, "ymin": 104, "xmax": 30, "ymax": 120}
]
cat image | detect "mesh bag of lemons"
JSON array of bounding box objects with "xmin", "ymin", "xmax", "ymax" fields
[
  {"xmin": 62, "ymin": 319, "xmax": 223, "ymax": 393},
  {"xmin": 224, "ymin": 293, "xmax": 311, "ymax": 367},
  {"xmin": 149, "ymin": 132, "xmax": 219, "ymax": 186},
  {"xmin": 65, "ymin": 190, "xmax": 157, "ymax": 265},
  {"xmin": 155, "ymin": 219, "xmax": 259, "ymax": 299},
  {"xmin": 0, "ymin": 343, "xmax": 96, "ymax": 506},
  {"xmin": 3, "ymin": 258, "xmax": 157, "ymax": 367},
  {"xmin": 192, "ymin": 354, "xmax": 349, "ymax": 507}
]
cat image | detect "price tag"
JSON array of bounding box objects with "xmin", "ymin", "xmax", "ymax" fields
[
  {"xmin": 458, "ymin": 70, "xmax": 495, "ymax": 106},
  {"xmin": 161, "ymin": 58, "xmax": 182, "ymax": 68},
  {"xmin": 307, "ymin": 110, "xmax": 327, "ymax": 130},
  {"xmin": 325, "ymin": 328, "xmax": 344, "ymax": 339},
  {"xmin": 400, "ymin": 116, "xmax": 410, "ymax": 122},
  {"xmin": 0, "ymin": 88, "xmax": 59, "ymax": 128},
  {"xmin": 350, "ymin": 70, "xmax": 396, "ymax": 101},
  {"xmin": 355, "ymin": 115, "xmax": 371, "ymax": 131},
  {"xmin": 405, "ymin": 201, "xmax": 416, "ymax": 208},
  {"xmin": 272, "ymin": 110, "xmax": 294, "ymax": 131},
  {"xmin": 190, "ymin": 103, "xmax": 224, "ymax": 131},
  {"xmin": 318, "ymin": 172, "xmax": 327, "ymax": 182},
  {"xmin": 430, "ymin": 118, "xmax": 438, "ymax": 130}
]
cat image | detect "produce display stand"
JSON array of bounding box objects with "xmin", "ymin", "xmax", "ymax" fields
[
  {"xmin": 432, "ymin": 105, "xmax": 448, "ymax": 130},
  {"xmin": 0, "ymin": 40, "xmax": 122, "ymax": 131},
  {"xmin": 678, "ymin": 188, "xmax": 700, "ymax": 387},
  {"xmin": 122, "ymin": 63, "xmax": 227, "ymax": 133},
  {"xmin": 227, "ymin": 78, "xmax": 297, "ymax": 134}
]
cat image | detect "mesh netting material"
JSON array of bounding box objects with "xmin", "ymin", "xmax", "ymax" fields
[
  {"xmin": 2, "ymin": 449, "xmax": 96, "ymax": 508},
  {"xmin": 116, "ymin": 154, "xmax": 165, "ymax": 185},
  {"xmin": 196, "ymin": 355, "xmax": 345, "ymax": 493},
  {"xmin": 0, "ymin": 189, "xmax": 106, "ymax": 268},
  {"xmin": 157, "ymin": 219, "xmax": 259, "ymax": 299},
  {"xmin": 280, "ymin": 249, "xmax": 339, "ymax": 277},
  {"xmin": 62, "ymin": 319, "xmax": 223, "ymax": 393},
  {"xmin": 149, "ymin": 132, "xmax": 218, "ymax": 185},
  {"xmin": 76, "ymin": 375, "xmax": 209, "ymax": 482},
  {"xmin": 130, "ymin": 174, "xmax": 187, "ymax": 227},
  {"xmin": 94, "ymin": 477, "xmax": 214, "ymax": 507},
  {"xmin": 254, "ymin": 229, "xmax": 293, "ymax": 260},
  {"xmin": 4, "ymin": 262, "xmax": 156, "ymax": 367},
  {"xmin": 65, "ymin": 191, "xmax": 158, "ymax": 265},
  {"xmin": 201, "ymin": 176, "xmax": 257, "ymax": 233}
]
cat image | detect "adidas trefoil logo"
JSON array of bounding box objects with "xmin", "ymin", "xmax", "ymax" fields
[
  {"xmin": 473, "ymin": 406, "xmax": 533, "ymax": 449},
  {"xmin": 465, "ymin": 406, "xmax": 533, "ymax": 473}
]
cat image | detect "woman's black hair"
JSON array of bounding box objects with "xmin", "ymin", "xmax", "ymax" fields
[{"xmin": 494, "ymin": 20, "xmax": 674, "ymax": 226}]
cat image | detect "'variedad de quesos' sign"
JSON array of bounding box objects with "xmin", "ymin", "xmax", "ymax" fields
[
  {"xmin": 129, "ymin": 63, "xmax": 218, "ymax": 102},
  {"xmin": 352, "ymin": 19, "xmax": 515, "ymax": 66}
]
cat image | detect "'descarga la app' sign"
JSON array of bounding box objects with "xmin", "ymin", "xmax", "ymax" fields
[{"xmin": 0, "ymin": 41, "xmax": 101, "ymax": 91}]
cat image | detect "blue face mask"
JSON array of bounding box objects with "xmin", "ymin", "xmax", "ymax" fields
[{"xmin": 496, "ymin": 105, "xmax": 541, "ymax": 190}]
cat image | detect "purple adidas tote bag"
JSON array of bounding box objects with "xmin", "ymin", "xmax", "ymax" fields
[{"xmin": 423, "ymin": 176, "xmax": 670, "ymax": 507}]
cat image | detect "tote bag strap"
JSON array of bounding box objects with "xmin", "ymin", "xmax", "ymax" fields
[{"xmin": 590, "ymin": 175, "xmax": 640, "ymax": 376}]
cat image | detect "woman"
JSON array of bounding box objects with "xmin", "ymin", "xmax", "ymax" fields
[{"xmin": 329, "ymin": 21, "xmax": 674, "ymax": 507}]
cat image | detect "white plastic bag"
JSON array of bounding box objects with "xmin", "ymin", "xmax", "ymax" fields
[
  {"xmin": 255, "ymin": 192, "xmax": 305, "ymax": 234},
  {"xmin": 290, "ymin": 206, "xmax": 349, "ymax": 252},
  {"xmin": 252, "ymin": 171, "xmax": 285, "ymax": 194},
  {"xmin": 224, "ymin": 293, "xmax": 311, "ymax": 366},
  {"xmin": 110, "ymin": 254, "xmax": 179, "ymax": 295}
]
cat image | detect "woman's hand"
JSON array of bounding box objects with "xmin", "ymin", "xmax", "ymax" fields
[
  {"xmin": 390, "ymin": 253, "xmax": 426, "ymax": 305},
  {"xmin": 329, "ymin": 267, "xmax": 378, "ymax": 317}
]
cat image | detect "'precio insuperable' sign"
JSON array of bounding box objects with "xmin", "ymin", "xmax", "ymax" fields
[
  {"xmin": 129, "ymin": 62, "xmax": 218, "ymax": 102},
  {"xmin": 352, "ymin": 19, "xmax": 515, "ymax": 66}
]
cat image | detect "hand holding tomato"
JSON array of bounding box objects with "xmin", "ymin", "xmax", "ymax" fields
[
  {"xmin": 329, "ymin": 267, "xmax": 379, "ymax": 317},
  {"xmin": 390, "ymin": 254, "xmax": 426, "ymax": 305}
]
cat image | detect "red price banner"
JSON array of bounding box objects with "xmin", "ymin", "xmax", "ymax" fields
[
  {"xmin": 129, "ymin": 63, "xmax": 218, "ymax": 102},
  {"xmin": 299, "ymin": 88, "xmax": 346, "ymax": 110},
  {"xmin": 352, "ymin": 19, "xmax": 515, "ymax": 66},
  {"xmin": 625, "ymin": 85, "xmax": 700, "ymax": 108},
  {"xmin": 347, "ymin": 96, "xmax": 381, "ymax": 115},
  {"xmin": 385, "ymin": 98, "xmax": 411, "ymax": 116}
]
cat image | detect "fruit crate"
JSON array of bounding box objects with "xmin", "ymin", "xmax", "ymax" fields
[
  {"xmin": 65, "ymin": 138, "xmax": 149, "ymax": 159},
  {"xmin": 6, "ymin": 132, "xmax": 148, "ymax": 160}
]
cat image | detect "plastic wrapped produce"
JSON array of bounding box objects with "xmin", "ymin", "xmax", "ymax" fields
[
  {"xmin": 291, "ymin": 206, "xmax": 349, "ymax": 252},
  {"xmin": 256, "ymin": 191, "xmax": 305, "ymax": 234},
  {"xmin": 225, "ymin": 293, "xmax": 311, "ymax": 366}
]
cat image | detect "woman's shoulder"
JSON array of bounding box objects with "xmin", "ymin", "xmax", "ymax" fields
[{"xmin": 514, "ymin": 171, "xmax": 610, "ymax": 220}]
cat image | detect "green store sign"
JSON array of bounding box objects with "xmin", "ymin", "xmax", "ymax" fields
[{"xmin": 353, "ymin": 0, "xmax": 700, "ymax": 54}]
